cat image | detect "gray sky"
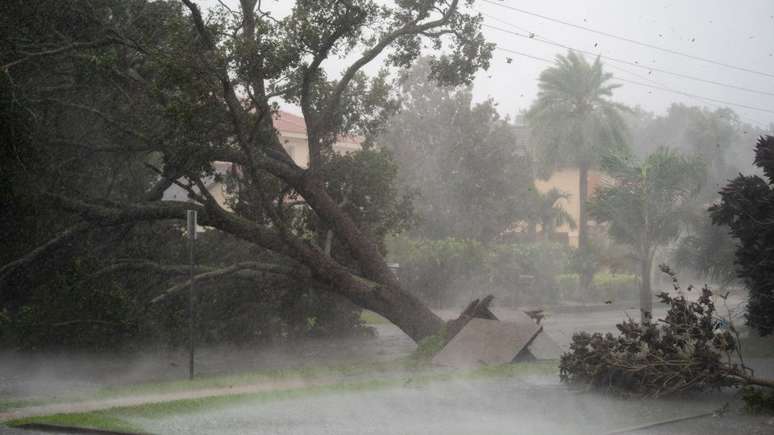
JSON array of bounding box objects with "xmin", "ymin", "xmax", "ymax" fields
[
  {"xmin": 475, "ymin": 0, "xmax": 774, "ymax": 127},
  {"xmin": 201, "ymin": 0, "xmax": 774, "ymax": 128}
]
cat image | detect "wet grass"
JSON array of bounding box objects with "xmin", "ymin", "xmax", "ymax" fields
[
  {"xmin": 7, "ymin": 361, "xmax": 559, "ymax": 432},
  {"xmin": 360, "ymin": 309, "xmax": 390, "ymax": 325},
  {"xmin": 0, "ymin": 358, "xmax": 411, "ymax": 412},
  {"xmin": 10, "ymin": 412, "xmax": 143, "ymax": 434}
]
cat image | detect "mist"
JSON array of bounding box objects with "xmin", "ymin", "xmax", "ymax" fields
[{"xmin": 2, "ymin": 0, "xmax": 774, "ymax": 434}]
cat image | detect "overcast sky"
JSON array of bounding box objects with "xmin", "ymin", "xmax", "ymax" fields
[{"xmin": 201, "ymin": 0, "xmax": 774, "ymax": 128}]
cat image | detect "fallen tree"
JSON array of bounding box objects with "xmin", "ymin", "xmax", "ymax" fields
[
  {"xmin": 0, "ymin": 0, "xmax": 494, "ymax": 343},
  {"xmin": 559, "ymin": 265, "xmax": 774, "ymax": 397}
]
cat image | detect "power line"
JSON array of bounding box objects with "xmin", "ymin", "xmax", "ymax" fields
[
  {"xmin": 614, "ymin": 77, "xmax": 774, "ymax": 115},
  {"xmin": 483, "ymin": 22, "xmax": 774, "ymax": 98},
  {"xmin": 481, "ymin": 0, "xmax": 774, "ymax": 79},
  {"xmin": 482, "ymin": 13, "xmax": 774, "ymax": 125},
  {"xmin": 493, "ymin": 46, "xmax": 774, "ymax": 116},
  {"xmin": 602, "ymin": 62, "xmax": 772, "ymax": 127}
]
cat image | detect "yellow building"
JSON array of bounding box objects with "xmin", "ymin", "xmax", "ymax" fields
[{"xmin": 533, "ymin": 168, "xmax": 604, "ymax": 247}]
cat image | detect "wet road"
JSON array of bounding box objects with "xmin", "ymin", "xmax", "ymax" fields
[{"xmin": 125, "ymin": 377, "xmax": 764, "ymax": 435}]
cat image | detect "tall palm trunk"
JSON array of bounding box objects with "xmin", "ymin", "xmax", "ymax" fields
[{"xmin": 578, "ymin": 162, "xmax": 593, "ymax": 291}]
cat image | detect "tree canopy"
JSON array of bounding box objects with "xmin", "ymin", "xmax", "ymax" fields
[
  {"xmin": 589, "ymin": 147, "xmax": 705, "ymax": 321},
  {"xmin": 711, "ymin": 135, "xmax": 774, "ymax": 336},
  {"xmin": 379, "ymin": 58, "xmax": 532, "ymax": 243},
  {"xmin": 525, "ymin": 50, "xmax": 629, "ymax": 175}
]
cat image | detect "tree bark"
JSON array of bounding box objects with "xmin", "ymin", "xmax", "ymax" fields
[{"xmin": 578, "ymin": 162, "xmax": 593, "ymax": 291}]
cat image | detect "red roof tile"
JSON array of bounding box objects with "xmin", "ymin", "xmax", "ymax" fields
[{"xmin": 273, "ymin": 111, "xmax": 307, "ymax": 135}]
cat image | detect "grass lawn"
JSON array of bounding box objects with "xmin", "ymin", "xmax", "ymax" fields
[
  {"xmin": 0, "ymin": 358, "xmax": 411, "ymax": 413},
  {"xmin": 7, "ymin": 360, "xmax": 559, "ymax": 433},
  {"xmin": 360, "ymin": 309, "xmax": 390, "ymax": 325}
]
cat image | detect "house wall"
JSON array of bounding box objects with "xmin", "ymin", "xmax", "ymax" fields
[
  {"xmin": 533, "ymin": 168, "xmax": 603, "ymax": 247},
  {"xmin": 279, "ymin": 133, "xmax": 361, "ymax": 168}
]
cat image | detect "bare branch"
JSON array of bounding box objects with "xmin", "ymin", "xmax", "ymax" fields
[
  {"xmin": 2, "ymin": 39, "xmax": 114, "ymax": 71},
  {"xmin": 84, "ymin": 260, "xmax": 212, "ymax": 281},
  {"xmin": 151, "ymin": 261, "xmax": 303, "ymax": 303},
  {"xmin": 0, "ymin": 222, "xmax": 92, "ymax": 288},
  {"xmin": 319, "ymin": 0, "xmax": 460, "ymax": 134}
]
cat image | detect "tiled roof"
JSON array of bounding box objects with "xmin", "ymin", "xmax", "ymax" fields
[{"xmin": 273, "ymin": 111, "xmax": 307, "ymax": 135}]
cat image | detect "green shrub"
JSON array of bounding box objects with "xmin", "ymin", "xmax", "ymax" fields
[
  {"xmin": 410, "ymin": 325, "xmax": 447, "ymax": 363},
  {"xmin": 487, "ymin": 242, "xmax": 571, "ymax": 305},
  {"xmin": 388, "ymin": 236, "xmax": 573, "ymax": 306},
  {"xmin": 387, "ymin": 236, "xmax": 487, "ymax": 307},
  {"xmin": 742, "ymin": 387, "xmax": 774, "ymax": 415},
  {"xmin": 593, "ymin": 273, "xmax": 639, "ymax": 301},
  {"xmin": 558, "ymin": 273, "xmax": 639, "ymax": 302}
]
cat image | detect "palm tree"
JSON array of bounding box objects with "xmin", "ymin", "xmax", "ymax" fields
[
  {"xmin": 532, "ymin": 188, "xmax": 576, "ymax": 241},
  {"xmin": 589, "ymin": 147, "xmax": 705, "ymax": 323},
  {"xmin": 526, "ymin": 50, "xmax": 629, "ymax": 290}
]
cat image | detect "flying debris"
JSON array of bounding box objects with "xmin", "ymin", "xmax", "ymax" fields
[{"xmin": 594, "ymin": 42, "xmax": 598, "ymax": 47}]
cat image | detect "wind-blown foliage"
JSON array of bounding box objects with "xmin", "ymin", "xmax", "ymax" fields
[
  {"xmin": 525, "ymin": 51, "xmax": 629, "ymax": 175},
  {"xmin": 560, "ymin": 266, "xmax": 759, "ymax": 397},
  {"xmin": 589, "ymin": 147, "xmax": 705, "ymax": 321},
  {"xmin": 525, "ymin": 50, "xmax": 629, "ymax": 291},
  {"xmin": 674, "ymin": 210, "xmax": 738, "ymax": 287},
  {"xmin": 526, "ymin": 188, "xmax": 576, "ymax": 240},
  {"xmin": 380, "ymin": 58, "xmax": 532, "ymax": 242},
  {"xmin": 711, "ymin": 136, "xmax": 774, "ymax": 336}
]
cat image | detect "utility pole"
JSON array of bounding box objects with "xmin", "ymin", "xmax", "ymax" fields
[{"xmin": 187, "ymin": 210, "xmax": 197, "ymax": 380}]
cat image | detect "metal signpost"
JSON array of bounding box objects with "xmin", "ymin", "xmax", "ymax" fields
[{"xmin": 186, "ymin": 210, "xmax": 197, "ymax": 380}]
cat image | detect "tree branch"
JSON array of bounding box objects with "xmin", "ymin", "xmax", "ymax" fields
[
  {"xmin": 318, "ymin": 0, "xmax": 460, "ymax": 135},
  {"xmin": 150, "ymin": 260, "xmax": 304, "ymax": 303},
  {"xmin": 0, "ymin": 175, "xmax": 174, "ymax": 293},
  {"xmin": 2, "ymin": 39, "xmax": 115, "ymax": 71},
  {"xmin": 180, "ymin": 0, "xmax": 299, "ymax": 181}
]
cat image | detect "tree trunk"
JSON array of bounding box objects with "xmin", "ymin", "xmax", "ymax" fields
[
  {"xmin": 640, "ymin": 251, "xmax": 653, "ymax": 324},
  {"xmin": 578, "ymin": 162, "xmax": 593, "ymax": 291},
  {"xmin": 267, "ymin": 176, "xmax": 445, "ymax": 342}
]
